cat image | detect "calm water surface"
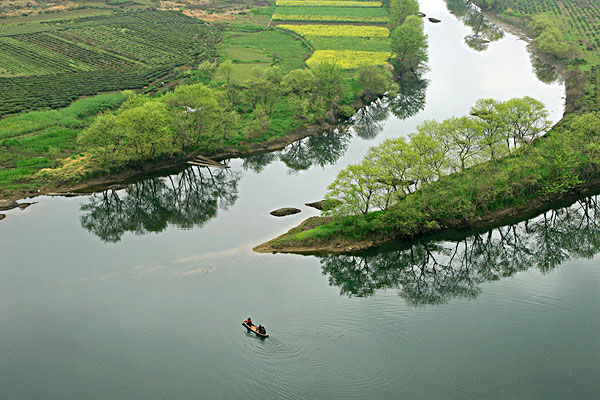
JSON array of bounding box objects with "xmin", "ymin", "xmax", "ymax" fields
[{"xmin": 2, "ymin": 0, "xmax": 599, "ymax": 399}]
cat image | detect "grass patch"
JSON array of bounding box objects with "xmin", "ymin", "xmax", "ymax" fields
[
  {"xmin": 215, "ymin": 62, "xmax": 273, "ymax": 84},
  {"xmin": 219, "ymin": 29, "xmax": 311, "ymax": 73},
  {"xmin": 0, "ymin": 92, "xmax": 124, "ymax": 195},
  {"xmin": 0, "ymin": 92, "xmax": 124, "ymax": 140},
  {"xmin": 309, "ymin": 36, "xmax": 390, "ymax": 51},
  {"xmin": 224, "ymin": 46, "xmax": 272, "ymax": 62}
]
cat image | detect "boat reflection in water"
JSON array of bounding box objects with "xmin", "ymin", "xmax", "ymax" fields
[{"xmin": 320, "ymin": 194, "xmax": 600, "ymax": 305}]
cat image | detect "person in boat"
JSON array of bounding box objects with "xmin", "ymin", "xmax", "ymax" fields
[
  {"xmin": 244, "ymin": 317, "xmax": 253, "ymax": 326},
  {"xmin": 258, "ymin": 325, "xmax": 266, "ymax": 335}
]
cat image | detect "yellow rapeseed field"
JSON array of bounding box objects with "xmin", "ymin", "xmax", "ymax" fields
[
  {"xmin": 306, "ymin": 50, "xmax": 391, "ymax": 68},
  {"xmin": 275, "ymin": 0, "xmax": 382, "ymax": 7},
  {"xmin": 278, "ymin": 24, "xmax": 389, "ymax": 37},
  {"xmin": 272, "ymin": 14, "xmax": 389, "ymax": 23}
]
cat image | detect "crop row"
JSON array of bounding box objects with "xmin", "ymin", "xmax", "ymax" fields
[
  {"xmin": 15, "ymin": 32, "xmax": 139, "ymax": 69},
  {"xmin": 275, "ymin": 0, "xmax": 383, "ymax": 7},
  {"xmin": 75, "ymin": 26, "xmax": 184, "ymax": 64},
  {"xmin": 278, "ymin": 24, "xmax": 389, "ymax": 37},
  {"xmin": 274, "ymin": 5, "xmax": 388, "ymax": 16},
  {"xmin": 503, "ymin": 0, "xmax": 560, "ymax": 16},
  {"xmin": 502, "ymin": 0, "xmax": 600, "ymax": 49},
  {"xmin": 306, "ymin": 49, "xmax": 390, "ymax": 68},
  {"xmin": 0, "ymin": 66, "xmax": 173, "ymax": 116},
  {"xmin": 273, "ymin": 13, "xmax": 389, "ymax": 23},
  {"xmin": 0, "ymin": 37, "xmax": 91, "ymax": 76}
]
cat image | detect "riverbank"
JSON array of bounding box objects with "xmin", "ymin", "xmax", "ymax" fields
[
  {"xmin": 254, "ymin": 175, "xmax": 600, "ymax": 255},
  {"xmin": 0, "ymin": 118, "xmax": 340, "ymax": 203},
  {"xmin": 255, "ymin": 109, "xmax": 600, "ymax": 256}
]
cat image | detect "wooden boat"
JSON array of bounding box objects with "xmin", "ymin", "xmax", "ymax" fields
[{"xmin": 242, "ymin": 321, "xmax": 269, "ymax": 338}]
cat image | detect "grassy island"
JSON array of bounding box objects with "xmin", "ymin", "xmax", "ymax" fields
[{"xmin": 256, "ymin": 0, "xmax": 600, "ymax": 255}]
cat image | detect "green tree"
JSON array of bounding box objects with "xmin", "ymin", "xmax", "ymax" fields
[
  {"xmin": 244, "ymin": 67, "xmax": 282, "ymax": 115},
  {"xmin": 357, "ymin": 65, "xmax": 392, "ymax": 99},
  {"xmin": 470, "ymin": 98, "xmax": 508, "ymax": 160},
  {"xmin": 499, "ymin": 96, "xmax": 551, "ymax": 147},
  {"xmin": 117, "ymin": 101, "xmax": 175, "ymax": 163},
  {"xmin": 219, "ymin": 60, "xmax": 235, "ymax": 85},
  {"xmin": 390, "ymin": 0, "xmax": 419, "ymax": 30},
  {"xmin": 311, "ymin": 62, "xmax": 345, "ymax": 123},
  {"xmin": 77, "ymin": 113, "xmax": 123, "ymax": 169},
  {"xmin": 366, "ymin": 137, "xmax": 418, "ymax": 198},
  {"xmin": 438, "ymin": 116, "xmax": 484, "ymax": 171},
  {"xmin": 161, "ymin": 83, "xmax": 220, "ymax": 151},
  {"xmin": 390, "ymin": 16, "xmax": 428, "ymax": 74},
  {"xmin": 326, "ymin": 160, "xmax": 384, "ymax": 215},
  {"xmin": 408, "ymin": 129, "xmax": 447, "ymax": 185}
]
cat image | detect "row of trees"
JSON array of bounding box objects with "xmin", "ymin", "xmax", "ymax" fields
[
  {"xmin": 325, "ymin": 96, "xmax": 552, "ymax": 215},
  {"xmin": 389, "ymin": 0, "xmax": 428, "ymax": 74},
  {"xmin": 77, "ymin": 62, "xmax": 392, "ymax": 172}
]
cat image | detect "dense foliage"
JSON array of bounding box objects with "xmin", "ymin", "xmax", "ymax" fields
[
  {"xmin": 39, "ymin": 63, "xmax": 392, "ymax": 181},
  {"xmin": 325, "ymin": 97, "xmax": 552, "ymax": 215},
  {"xmin": 388, "ymin": 0, "xmax": 428, "ymax": 74}
]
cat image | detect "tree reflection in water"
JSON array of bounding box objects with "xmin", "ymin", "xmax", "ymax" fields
[
  {"xmin": 242, "ymin": 80, "xmax": 429, "ymax": 174},
  {"xmin": 352, "ymin": 99, "xmax": 390, "ymax": 140},
  {"xmin": 529, "ymin": 51, "xmax": 560, "ymax": 84},
  {"xmin": 445, "ymin": 0, "xmax": 504, "ymax": 51},
  {"xmin": 321, "ymin": 195, "xmax": 600, "ymax": 305},
  {"xmin": 80, "ymin": 167, "xmax": 241, "ymax": 242},
  {"xmin": 387, "ymin": 75, "xmax": 428, "ymax": 120},
  {"xmin": 280, "ymin": 128, "xmax": 354, "ymax": 172}
]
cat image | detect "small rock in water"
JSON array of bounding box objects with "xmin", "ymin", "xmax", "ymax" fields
[
  {"xmin": 0, "ymin": 199, "xmax": 19, "ymax": 211},
  {"xmin": 305, "ymin": 201, "xmax": 324, "ymax": 210},
  {"xmin": 305, "ymin": 199, "xmax": 342, "ymax": 211},
  {"xmin": 0, "ymin": 214, "xmax": 5, "ymax": 220},
  {"xmin": 270, "ymin": 207, "xmax": 302, "ymax": 217},
  {"xmin": 428, "ymin": 17, "xmax": 441, "ymax": 23},
  {"xmin": 18, "ymin": 202, "xmax": 33, "ymax": 210}
]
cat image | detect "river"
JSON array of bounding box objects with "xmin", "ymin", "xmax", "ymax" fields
[{"xmin": 1, "ymin": 0, "xmax": 599, "ymax": 399}]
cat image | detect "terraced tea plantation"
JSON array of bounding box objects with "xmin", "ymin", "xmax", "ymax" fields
[
  {"xmin": 0, "ymin": 10, "xmax": 219, "ymax": 116},
  {"xmin": 273, "ymin": 0, "xmax": 391, "ymax": 69}
]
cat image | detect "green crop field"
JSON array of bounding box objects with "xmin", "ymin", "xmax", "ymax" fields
[
  {"xmin": 309, "ymin": 36, "xmax": 390, "ymax": 51},
  {"xmin": 273, "ymin": 0, "xmax": 390, "ymax": 69},
  {"xmin": 215, "ymin": 28, "xmax": 311, "ymax": 83},
  {"xmin": 0, "ymin": 10, "xmax": 219, "ymax": 116}
]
